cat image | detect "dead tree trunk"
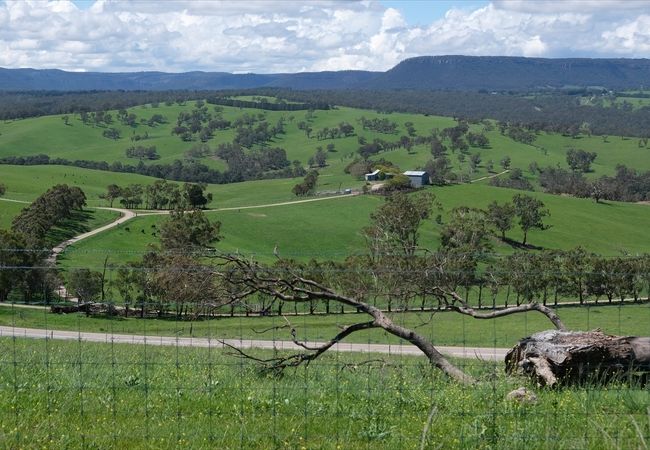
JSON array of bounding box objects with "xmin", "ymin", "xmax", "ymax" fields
[
  {"xmin": 506, "ymin": 330, "xmax": 650, "ymax": 386},
  {"xmin": 215, "ymin": 254, "xmax": 567, "ymax": 385}
]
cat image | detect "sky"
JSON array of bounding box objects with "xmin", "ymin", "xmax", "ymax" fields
[{"xmin": 0, "ymin": 0, "xmax": 649, "ymax": 73}]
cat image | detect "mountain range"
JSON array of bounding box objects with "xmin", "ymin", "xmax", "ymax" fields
[{"xmin": 2, "ymin": 55, "xmax": 649, "ymax": 91}]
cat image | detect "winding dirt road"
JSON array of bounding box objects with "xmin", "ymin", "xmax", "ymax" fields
[{"xmin": 47, "ymin": 207, "xmax": 135, "ymax": 264}]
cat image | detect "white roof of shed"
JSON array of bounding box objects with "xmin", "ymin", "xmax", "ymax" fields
[{"xmin": 403, "ymin": 171, "xmax": 427, "ymax": 176}]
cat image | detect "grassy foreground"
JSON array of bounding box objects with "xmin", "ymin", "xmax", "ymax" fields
[
  {"xmin": 0, "ymin": 337, "xmax": 647, "ymax": 449},
  {"xmin": 1, "ymin": 304, "xmax": 648, "ymax": 348}
]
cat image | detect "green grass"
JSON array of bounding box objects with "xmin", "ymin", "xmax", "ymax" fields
[
  {"xmin": 0, "ymin": 337, "xmax": 647, "ymax": 449},
  {"xmin": 0, "ymin": 201, "xmax": 118, "ymax": 246},
  {"xmin": 44, "ymin": 208, "xmax": 119, "ymax": 247},
  {"xmin": 55, "ymin": 182, "xmax": 650, "ymax": 273},
  {"xmin": 1, "ymin": 101, "xmax": 648, "ymax": 184},
  {"xmin": 0, "ymin": 200, "xmax": 25, "ymax": 229},
  {"xmin": 1, "ymin": 304, "xmax": 647, "ymax": 348},
  {"xmin": 0, "ymin": 165, "xmax": 177, "ymax": 205}
]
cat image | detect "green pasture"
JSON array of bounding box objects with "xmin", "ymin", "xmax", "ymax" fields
[
  {"xmin": 0, "ymin": 337, "xmax": 647, "ymax": 449},
  {"xmin": 0, "ymin": 200, "xmax": 25, "ymax": 229},
  {"xmin": 55, "ymin": 182, "xmax": 650, "ymax": 274},
  {"xmin": 1, "ymin": 303, "xmax": 647, "ymax": 348},
  {"xmin": 45, "ymin": 208, "xmax": 119, "ymax": 247},
  {"xmin": 1, "ymin": 100, "xmax": 648, "ymax": 186},
  {"xmin": 0, "ymin": 201, "xmax": 118, "ymax": 246},
  {"xmin": 0, "ymin": 165, "xmax": 175, "ymax": 205}
]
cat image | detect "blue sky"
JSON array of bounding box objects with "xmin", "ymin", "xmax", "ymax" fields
[
  {"xmin": 381, "ymin": 0, "xmax": 488, "ymax": 25},
  {"xmin": 2, "ymin": 1, "xmax": 650, "ymax": 73}
]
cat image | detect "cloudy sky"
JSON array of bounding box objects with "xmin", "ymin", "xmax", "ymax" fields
[{"xmin": 1, "ymin": 0, "xmax": 649, "ymax": 73}]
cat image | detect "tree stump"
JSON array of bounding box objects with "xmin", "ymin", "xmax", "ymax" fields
[{"xmin": 505, "ymin": 330, "xmax": 650, "ymax": 386}]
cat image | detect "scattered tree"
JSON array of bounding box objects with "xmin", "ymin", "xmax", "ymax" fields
[
  {"xmin": 487, "ymin": 201, "xmax": 515, "ymax": 240},
  {"xmin": 512, "ymin": 194, "xmax": 550, "ymax": 245}
]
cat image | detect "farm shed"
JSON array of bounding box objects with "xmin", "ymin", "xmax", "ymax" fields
[
  {"xmin": 364, "ymin": 169, "xmax": 381, "ymax": 181},
  {"xmin": 403, "ymin": 170, "xmax": 429, "ymax": 187}
]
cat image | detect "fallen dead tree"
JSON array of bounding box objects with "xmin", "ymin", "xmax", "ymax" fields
[
  {"xmin": 211, "ymin": 253, "xmax": 571, "ymax": 385},
  {"xmin": 506, "ymin": 330, "xmax": 650, "ymax": 386}
]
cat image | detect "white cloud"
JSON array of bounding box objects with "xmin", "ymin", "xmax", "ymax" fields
[{"xmin": 0, "ymin": 0, "xmax": 648, "ymax": 73}]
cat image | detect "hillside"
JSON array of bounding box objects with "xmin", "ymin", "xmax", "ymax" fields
[
  {"xmin": 1, "ymin": 99, "xmax": 649, "ymax": 271},
  {"xmin": 2, "ymin": 56, "xmax": 650, "ymax": 91}
]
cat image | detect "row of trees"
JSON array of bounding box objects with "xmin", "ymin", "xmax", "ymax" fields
[
  {"xmin": 0, "ymin": 150, "xmax": 298, "ymax": 185},
  {"xmin": 0, "ymin": 185, "xmax": 88, "ymax": 303},
  {"xmin": 358, "ymin": 117, "xmax": 398, "ymax": 134},
  {"xmin": 539, "ymin": 164, "xmax": 650, "ymax": 202},
  {"xmin": 125, "ymin": 145, "xmax": 159, "ymax": 160},
  {"xmin": 12, "ymin": 184, "xmax": 86, "ymax": 241},
  {"xmin": 313, "ymin": 122, "xmax": 355, "ymax": 140},
  {"xmin": 101, "ymin": 180, "xmax": 212, "ymax": 209}
]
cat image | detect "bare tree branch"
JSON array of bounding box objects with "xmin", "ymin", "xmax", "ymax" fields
[
  {"xmin": 219, "ymin": 321, "xmax": 378, "ymax": 374},
  {"xmin": 436, "ymin": 288, "xmax": 567, "ymax": 331}
]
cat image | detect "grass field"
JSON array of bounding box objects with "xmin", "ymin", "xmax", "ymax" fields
[
  {"xmin": 1, "ymin": 303, "xmax": 647, "ymax": 348},
  {"xmin": 54, "ymin": 181, "xmax": 650, "ymax": 273},
  {"xmin": 1, "ymin": 101, "xmax": 649, "ymax": 187},
  {"xmin": 0, "ymin": 337, "xmax": 647, "ymax": 449},
  {"xmin": 1, "ymin": 99, "xmax": 649, "ymax": 258}
]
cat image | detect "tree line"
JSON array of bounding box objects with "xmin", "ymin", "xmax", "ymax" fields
[
  {"xmin": 101, "ymin": 180, "xmax": 212, "ymax": 210},
  {"xmin": 206, "ymin": 95, "xmax": 328, "ymax": 111},
  {"xmin": 0, "ymin": 149, "xmax": 301, "ymax": 185},
  {"xmin": 0, "ymin": 184, "xmax": 87, "ymax": 302},
  {"xmin": 62, "ymin": 191, "xmax": 649, "ymax": 321}
]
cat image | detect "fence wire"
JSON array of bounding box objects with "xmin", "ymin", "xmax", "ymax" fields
[{"xmin": 0, "ymin": 252, "xmax": 649, "ymax": 449}]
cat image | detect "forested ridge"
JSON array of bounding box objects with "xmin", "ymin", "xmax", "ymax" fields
[{"xmin": 2, "ymin": 88, "xmax": 650, "ymax": 137}]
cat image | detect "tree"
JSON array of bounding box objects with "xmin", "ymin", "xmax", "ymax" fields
[
  {"xmin": 311, "ymin": 147, "xmax": 327, "ymax": 167},
  {"xmin": 0, "ymin": 183, "xmax": 5, "ymax": 196},
  {"xmin": 103, "ymin": 184, "xmax": 122, "ymax": 208},
  {"xmin": 0, "ymin": 230, "xmax": 33, "ymax": 302},
  {"xmin": 566, "ymin": 148, "xmax": 597, "ymax": 172},
  {"xmin": 486, "ymin": 201, "xmax": 515, "ymax": 240},
  {"xmin": 183, "ymin": 183, "xmax": 211, "ymax": 209},
  {"xmin": 68, "ymin": 269, "xmax": 103, "ymax": 303},
  {"xmin": 424, "ymin": 157, "xmax": 453, "ymax": 185},
  {"xmin": 512, "ymin": 194, "xmax": 549, "ymax": 245},
  {"xmin": 440, "ymin": 207, "xmax": 491, "ymax": 254},
  {"xmin": 558, "ymin": 248, "xmax": 591, "ymax": 304},
  {"xmin": 102, "ymin": 128, "xmax": 121, "ymax": 140},
  {"xmin": 61, "ymin": 115, "xmax": 70, "ymax": 126},
  {"xmin": 364, "ymin": 192, "xmax": 434, "ymax": 258},
  {"xmin": 159, "ymin": 209, "xmax": 221, "ymax": 250},
  {"xmin": 500, "ymin": 155, "xmax": 511, "ymax": 170},
  {"xmin": 469, "ymin": 153, "xmax": 481, "ymax": 172},
  {"xmin": 292, "ymin": 171, "xmax": 319, "ymax": 197},
  {"xmin": 430, "ymin": 137, "xmax": 447, "ymax": 158}
]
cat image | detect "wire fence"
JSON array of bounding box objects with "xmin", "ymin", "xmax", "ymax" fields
[{"xmin": 0, "ymin": 253, "xmax": 649, "ymax": 449}]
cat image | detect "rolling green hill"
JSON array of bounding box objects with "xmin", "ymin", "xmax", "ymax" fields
[{"xmin": 1, "ymin": 98, "xmax": 649, "ymax": 273}]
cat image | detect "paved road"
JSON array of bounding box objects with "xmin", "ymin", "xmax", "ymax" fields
[{"xmin": 0, "ymin": 326, "xmax": 509, "ymax": 361}]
